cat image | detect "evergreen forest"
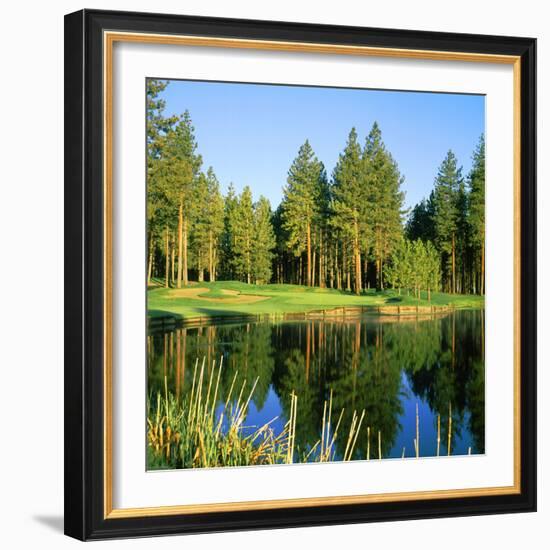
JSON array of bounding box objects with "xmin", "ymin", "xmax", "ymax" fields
[{"xmin": 147, "ymin": 79, "xmax": 486, "ymax": 299}]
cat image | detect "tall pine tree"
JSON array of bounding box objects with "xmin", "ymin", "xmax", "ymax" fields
[
  {"xmin": 281, "ymin": 140, "xmax": 326, "ymax": 286},
  {"xmin": 332, "ymin": 128, "xmax": 370, "ymax": 294},
  {"xmin": 432, "ymin": 150, "xmax": 462, "ymax": 293},
  {"xmin": 231, "ymin": 186, "xmax": 255, "ymax": 284},
  {"xmin": 252, "ymin": 197, "xmax": 276, "ymax": 284},
  {"xmin": 363, "ymin": 122, "xmax": 405, "ymax": 289},
  {"xmin": 468, "ymin": 135, "xmax": 485, "ymax": 294}
]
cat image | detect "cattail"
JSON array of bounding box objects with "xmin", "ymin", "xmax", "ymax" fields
[
  {"xmin": 367, "ymin": 426, "xmax": 370, "ymax": 460},
  {"xmin": 415, "ymin": 402, "xmax": 420, "ymax": 458},
  {"xmin": 447, "ymin": 402, "xmax": 452, "ymax": 456}
]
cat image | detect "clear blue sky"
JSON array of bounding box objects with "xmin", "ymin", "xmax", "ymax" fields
[{"xmin": 159, "ymin": 79, "xmax": 485, "ymax": 212}]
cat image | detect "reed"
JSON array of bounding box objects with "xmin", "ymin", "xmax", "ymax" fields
[
  {"xmin": 415, "ymin": 402, "xmax": 420, "ymax": 458},
  {"xmin": 447, "ymin": 402, "xmax": 453, "ymax": 456},
  {"xmin": 147, "ymin": 356, "xmax": 290, "ymax": 469},
  {"xmin": 147, "ymin": 357, "xmax": 468, "ymax": 469},
  {"xmin": 366, "ymin": 426, "xmax": 370, "ymax": 460},
  {"xmin": 437, "ymin": 414, "xmax": 441, "ymax": 457}
]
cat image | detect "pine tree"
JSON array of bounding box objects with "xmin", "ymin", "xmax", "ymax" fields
[
  {"xmin": 165, "ymin": 112, "xmax": 202, "ymax": 287},
  {"xmin": 363, "ymin": 122, "xmax": 405, "ymax": 290},
  {"xmin": 220, "ymin": 183, "xmax": 238, "ymax": 280},
  {"xmin": 281, "ymin": 140, "xmax": 326, "ymax": 286},
  {"xmin": 146, "ymin": 79, "xmax": 178, "ymax": 162},
  {"xmin": 252, "ymin": 197, "xmax": 276, "ymax": 284},
  {"xmin": 191, "ymin": 168, "xmax": 225, "ymax": 282},
  {"xmin": 406, "ymin": 194, "xmax": 435, "ymax": 243},
  {"xmin": 384, "ymin": 237, "xmax": 407, "ymax": 294},
  {"xmin": 231, "ymin": 186, "xmax": 255, "ymax": 283},
  {"xmin": 315, "ymin": 167, "xmax": 331, "ymax": 288},
  {"xmin": 205, "ymin": 168, "xmax": 225, "ymax": 282},
  {"xmin": 272, "ymin": 205, "xmax": 289, "ymax": 284},
  {"xmin": 425, "ymin": 240, "xmax": 441, "ymax": 300},
  {"xmin": 468, "ymin": 135, "xmax": 485, "ymax": 294},
  {"xmin": 146, "ymin": 79, "xmax": 179, "ymax": 284},
  {"xmin": 190, "ymin": 171, "xmax": 209, "ymax": 282},
  {"xmin": 432, "ymin": 150, "xmax": 462, "ymax": 293},
  {"xmin": 332, "ymin": 128, "xmax": 369, "ymax": 294},
  {"xmin": 455, "ymin": 179, "xmax": 470, "ymax": 294},
  {"xmin": 411, "ymin": 240, "xmax": 427, "ymax": 299}
]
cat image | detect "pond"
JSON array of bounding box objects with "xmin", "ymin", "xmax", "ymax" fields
[{"xmin": 147, "ymin": 309, "xmax": 484, "ymax": 463}]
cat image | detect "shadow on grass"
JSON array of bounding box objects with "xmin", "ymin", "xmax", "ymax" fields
[
  {"xmin": 148, "ymin": 309, "xmax": 184, "ymax": 321},
  {"xmin": 385, "ymin": 296, "xmax": 404, "ymax": 303}
]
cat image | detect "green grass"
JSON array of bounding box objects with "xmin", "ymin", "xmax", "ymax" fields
[{"xmin": 148, "ymin": 280, "xmax": 484, "ymax": 321}]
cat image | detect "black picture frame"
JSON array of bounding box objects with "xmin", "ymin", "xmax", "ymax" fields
[{"xmin": 64, "ymin": 8, "xmax": 536, "ymax": 541}]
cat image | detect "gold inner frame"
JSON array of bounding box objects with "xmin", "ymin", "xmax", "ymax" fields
[{"xmin": 103, "ymin": 30, "xmax": 522, "ymax": 519}]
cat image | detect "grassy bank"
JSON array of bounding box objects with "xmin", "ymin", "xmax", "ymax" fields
[{"xmin": 147, "ymin": 280, "xmax": 484, "ymax": 322}]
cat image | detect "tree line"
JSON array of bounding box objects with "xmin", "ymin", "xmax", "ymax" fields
[
  {"xmin": 147, "ymin": 79, "xmax": 485, "ymax": 296},
  {"xmin": 406, "ymin": 141, "xmax": 485, "ymax": 295}
]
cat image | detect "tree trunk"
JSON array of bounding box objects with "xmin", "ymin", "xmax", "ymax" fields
[
  {"xmin": 353, "ymin": 220, "xmax": 362, "ymax": 295},
  {"xmin": 363, "ymin": 255, "xmax": 368, "ymax": 291},
  {"xmin": 319, "ymin": 230, "xmax": 324, "ymax": 288},
  {"xmin": 170, "ymin": 238, "xmax": 175, "ymax": 286},
  {"xmin": 182, "ymin": 217, "xmax": 189, "ymax": 286},
  {"xmin": 335, "ymin": 242, "xmax": 341, "ymax": 290},
  {"xmin": 208, "ymin": 229, "xmax": 214, "ymax": 282},
  {"xmin": 164, "ymin": 226, "xmax": 170, "ymax": 288},
  {"xmin": 177, "ymin": 201, "xmax": 183, "ymax": 288},
  {"xmin": 312, "ymin": 247, "xmax": 316, "ymax": 287},
  {"xmin": 198, "ymin": 249, "xmax": 204, "ymax": 282},
  {"xmin": 213, "ymin": 248, "xmax": 218, "ymax": 282},
  {"xmin": 147, "ymin": 236, "xmax": 154, "ymax": 285},
  {"xmin": 480, "ymin": 240, "xmax": 485, "ymax": 296},
  {"xmin": 343, "ymin": 245, "xmax": 351, "ymax": 291},
  {"xmin": 451, "ymin": 233, "xmax": 456, "ymax": 294},
  {"xmin": 246, "ymin": 235, "xmax": 251, "ymax": 284},
  {"xmin": 355, "ymin": 249, "xmax": 361, "ymax": 295},
  {"xmin": 306, "ymin": 222, "xmax": 312, "ymax": 286}
]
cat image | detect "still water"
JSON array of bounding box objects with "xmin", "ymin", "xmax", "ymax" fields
[{"xmin": 147, "ymin": 310, "xmax": 484, "ymax": 461}]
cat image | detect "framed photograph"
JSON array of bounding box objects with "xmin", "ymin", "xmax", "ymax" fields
[{"xmin": 64, "ymin": 9, "xmax": 536, "ymax": 540}]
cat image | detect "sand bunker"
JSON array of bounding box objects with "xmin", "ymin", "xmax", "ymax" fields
[
  {"xmin": 169, "ymin": 287, "xmax": 268, "ymax": 304},
  {"xmin": 169, "ymin": 287, "xmax": 208, "ymax": 298},
  {"xmin": 197, "ymin": 292, "xmax": 268, "ymax": 304}
]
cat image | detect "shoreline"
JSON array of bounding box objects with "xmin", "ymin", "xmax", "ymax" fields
[{"xmin": 148, "ymin": 303, "xmax": 482, "ymax": 330}]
